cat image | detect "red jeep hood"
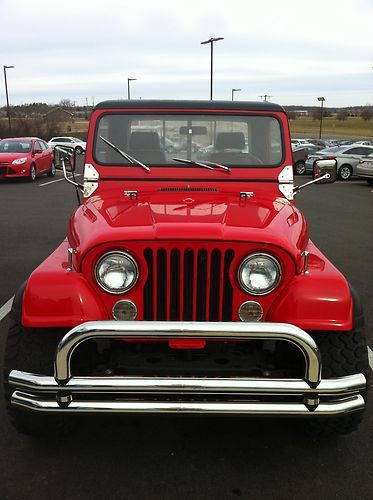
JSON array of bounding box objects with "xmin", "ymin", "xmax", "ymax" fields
[{"xmin": 69, "ymin": 189, "xmax": 308, "ymax": 260}]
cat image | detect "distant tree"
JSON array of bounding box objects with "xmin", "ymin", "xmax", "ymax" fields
[
  {"xmin": 59, "ymin": 98, "xmax": 75, "ymax": 110},
  {"xmin": 336, "ymin": 110, "xmax": 349, "ymax": 121},
  {"xmin": 361, "ymin": 106, "xmax": 373, "ymax": 121},
  {"xmin": 312, "ymin": 108, "xmax": 331, "ymax": 120},
  {"xmin": 0, "ymin": 118, "xmax": 62, "ymax": 141},
  {"xmin": 287, "ymin": 111, "xmax": 298, "ymax": 120}
]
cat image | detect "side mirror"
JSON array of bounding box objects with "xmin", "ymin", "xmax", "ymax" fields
[
  {"xmin": 312, "ymin": 158, "xmax": 337, "ymax": 184},
  {"xmin": 54, "ymin": 146, "xmax": 75, "ymax": 172},
  {"xmin": 33, "ymin": 148, "xmax": 42, "ymax": 155}
]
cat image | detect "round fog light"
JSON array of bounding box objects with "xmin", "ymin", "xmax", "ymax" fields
[
  {"xmin": 112, "ymin": 300, "xmax": 137, "ymax": 320},
  {"xmin": 238, "ymin": 301, "xmax": 263, "ymax": 322}
]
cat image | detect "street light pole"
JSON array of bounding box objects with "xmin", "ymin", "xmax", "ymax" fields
[
  {"xmin": 127, "ymin": 78, "xmax": 137, "ymax": 100},
  {"xmin": 201, "ymin": 37, "xmax": 224, "ymax": 100},
  {"xmin": 231, "ymin": 88, "xmax": 241, "ymax": 101},
  {"xmin": 317, "ymin": 96, "xmax": 325, "ymax": 139},
  {"xmin": 3, "ymin": 65, "xmax": 15, "ymax": 134}
]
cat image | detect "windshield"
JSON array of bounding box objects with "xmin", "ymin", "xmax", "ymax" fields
[
  {"xmin": 94, "ymin": 113, "xmax": 283, "ymax": 167},
  {"xmin": 0, "ymin": 140, "xmax": 32, "ymax": 153}
]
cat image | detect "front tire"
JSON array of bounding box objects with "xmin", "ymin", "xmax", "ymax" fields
[
  {"xmin": 75, "ymin": 146, "xmax": 83, "ymax": 155},
  {"xmin": 46, "ymin": 161, "xmax": 56, "ymax": 177},
  {"xmin": 294, "ymin": 161, "xmax": 306, "ymax": 175},
  {"xmin": 3, "ymin": 317, "xmax": 74, "ymax": 436},
  {"xmin": 303, "ymin": 327, "xmax": 369, "ymax": 436},
  {"xmin": 27, "ymin": 164, "xmax": 36, "ymax": 182},
  {"xmin": 338, "ymin": 164, "xmax": 353, "ymax": 180},
  {"xmin": 366, "ymin": 179, "xmax": 373, "ymax": 185}
]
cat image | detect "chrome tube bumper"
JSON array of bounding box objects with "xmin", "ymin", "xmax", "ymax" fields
[{"xmin": 9, "ymin": 321, "xmax": 367, "ymax": 416}]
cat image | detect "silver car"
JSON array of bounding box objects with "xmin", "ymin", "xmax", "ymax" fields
[
  {"xmin": 305, "ymin": 144, "xmax": 373, "ymax": 180},
  {"xmin": 48, "ymin": 136, "xmax": 86, "ymax": 154},
  {"xmin": 357, "ymin": 155, "xmax": 373, "ymax": 185}
]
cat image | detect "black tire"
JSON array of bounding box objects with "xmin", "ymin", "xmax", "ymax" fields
[
  {"xmin": 294, "ymin": 161, "xmax": 306, "ymax": 175},
  {"xmin": 75, "ymin": 146, "xmax": 83, "ymax": 155},
  {"xmin": 338, "ymin": 164, "xmax": 353, "ymax": 180},
  {"xmin": 302, "ymin": 325, "xmax": 369, "ymax": 436},
  {"xmin": 27, "ymin": 163, "xmax": 36, "ymax": 182},
  {"xmin": 3, "ymin": 317, "xmax": 77, "ymax": 437},
  {"xmin": 366, "ymin": 179, "xmax": 373, "ymax": 185},
  {"xmin": 46, "ymin": 161, "xmax": 56, "ymax": 177}
]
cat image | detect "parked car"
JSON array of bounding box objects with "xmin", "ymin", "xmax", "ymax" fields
[
  {"xmin": 160, "ymin": 137, "xmax": 181, "ymax": 153},
  {"xmin": 356, "ymin": 155, "xmax": 373, "ymax": 185},
  {"xmin": 291, "ymin": 138, "xmax": 311, "ymax": 148},
  {"xmin": 4, "ymin": 99, "xmax": 368, "ymax": 437},
  {"xmin": 305, "ymin": 145, "xmax": 373, "ymax": 180},
  {"xmin": 292, "ymin": 144, "xmax": 324, "ymax": 175},
  {"xmin": 48, "ymin": 136, "xmax": 86, "ymax": 154},
  {"xmin": 0, "ymin": 137, "xmax": 55, "ymax": 181},
  {"xmin": 306, "ymin": 139, "xmax": 331, "ymax": 148},
  {"xmin": 352, "ymin": 140, "xmax": 373, "ymax": 146}
]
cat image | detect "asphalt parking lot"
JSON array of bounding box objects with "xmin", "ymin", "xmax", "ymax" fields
[{"xmin": 0, "ymin": 165, "xmax": 372, "ymax": 500}]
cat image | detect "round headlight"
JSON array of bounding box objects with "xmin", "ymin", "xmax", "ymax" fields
[
  {"xmin": 95, "ymin": 252, "xmax": 138, "ymax": 294},
  {"xmin": 238, "ymin": 253, "xmax": 281, "ymax": 295}
]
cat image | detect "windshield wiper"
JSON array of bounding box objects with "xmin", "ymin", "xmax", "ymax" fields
[
  {"xmin": 99, "ymin": 136, "xmax": 150, "ymax": 173},
  {"xmin": 172, "ymin": 157, "xmax": 231, "ymax": 173}
]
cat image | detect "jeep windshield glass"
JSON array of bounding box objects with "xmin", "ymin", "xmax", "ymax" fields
[
  {"xmin": 99, "ymin": 136, "xmax": 150, "ymax": 172},
  {"xmin": 94, "ymin": 114, "xmax": 283, "ymax": 167}
]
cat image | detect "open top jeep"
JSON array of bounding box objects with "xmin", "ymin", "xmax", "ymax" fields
[{"xmin": 4, "ymin": 100, "xmax": 369, "ymax": 436}]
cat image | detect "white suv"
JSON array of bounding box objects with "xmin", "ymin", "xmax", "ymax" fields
[{"xmin": 48, "ymin": 137, "xmax": 86, "ymax": 154}]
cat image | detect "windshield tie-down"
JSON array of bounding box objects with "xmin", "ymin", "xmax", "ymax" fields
[
  {"xmin": 99, "ymin": 136, "xmax": 150, "ymax": 173},
  {"xmin": 172, "ymin": 157, "xmax": 231, "ymax": 173}
]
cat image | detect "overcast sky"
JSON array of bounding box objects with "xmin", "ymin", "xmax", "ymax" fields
[{"xmin": 1, "ymin": 0, "xmax": 373, "ymax": 108}]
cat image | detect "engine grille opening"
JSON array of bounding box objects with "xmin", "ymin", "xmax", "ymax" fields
[{"xmin": 143, "ymin": 247, "xmax": 234, "ymax": 321}]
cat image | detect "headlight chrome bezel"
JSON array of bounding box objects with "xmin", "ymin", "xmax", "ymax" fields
[
  {"xmin": 95, "ymin": 251, "xmax": 139, "ymax": 294},
  {"xmin": 238, "ymin": 253, "xmax": 282, "ymax": 296}
]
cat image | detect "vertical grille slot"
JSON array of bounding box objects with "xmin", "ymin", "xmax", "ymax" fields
[
  {"xmin": 157, "ymin": 249, "xmax": 167, "ymax": 320},
  {"xmin": 222, "ymin": 250, "xmax": 234, "ymax": 321},
  {"xmin": 170, "ymin": 249, "xmax": 181, "ymax": 320},
  {"xmin": 209, "ymin": 250, "xmax": 221, "ymax": 321},
  {"xmin": 143, "ymin": 246, "xmax": 234, "ymax": 322},
  {"xmin": 196, "ymin": 250, "xmax": 208, "ymax": 321},
  {"xmin": 183, "ymin": 249, "xmax": 194, "ymax": 321},
  {"xmin": 143, "ymin": 249, "xmax": 153, "ymax": 320}
]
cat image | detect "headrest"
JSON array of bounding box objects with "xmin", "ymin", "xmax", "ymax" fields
[
  {"xmin": 129, "ymin": 132, "xmax": 161, "ymax": 151},
  {"xmin": 215, "ymin": 132, "xmax": 245, "ymax": 150}
]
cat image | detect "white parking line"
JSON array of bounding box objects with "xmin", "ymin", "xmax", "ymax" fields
[
  {"xmin": 39, "ymin": 173, "xmax": 81, "ymax": 187},
  {"xmin": 0, "ymin": 296, "xmax": 14, "ymax": 322}
]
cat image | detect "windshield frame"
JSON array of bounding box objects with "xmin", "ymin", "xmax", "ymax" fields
[{"xmin": 93, "ymin": 110, "xmax": 285, "ymax": 169}]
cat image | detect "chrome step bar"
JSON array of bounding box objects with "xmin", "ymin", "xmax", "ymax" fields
[
  {"xmin": 9, "ymin": 321, "xmax": 367, "ymax": 416},
  {"xmin": 11, "ymin": 392, "xmax": 365, "ymax": 416},
  {"xmin": 9, "ymin": 372, "xmax": 366, "ymax": 395}
]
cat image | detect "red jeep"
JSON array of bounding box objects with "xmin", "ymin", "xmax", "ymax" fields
[{"xmin": 4, "ymin": 100, "xmax": 369, "ymax": 436}]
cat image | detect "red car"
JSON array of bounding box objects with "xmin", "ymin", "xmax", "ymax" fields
[
  {"xmin": 0, "ymin": 137, "xmax": 55, "ymax": 181},
  {"xmin": 4, "ymin": 100, "xmax": 369, "ymax": 437}
]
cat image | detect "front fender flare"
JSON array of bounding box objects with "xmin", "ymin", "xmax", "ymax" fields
[{"xmin": 21, "ymin": 241, "xmax": 108, "ymax": 327}]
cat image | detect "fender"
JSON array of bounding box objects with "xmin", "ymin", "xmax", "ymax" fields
[
  {"xmin": 22, "ymin": 240, "xmax": 108, "ymax": 327},
  {"xmin": 267, "ymin": 242, "xmax": 354, "ymax": 331}
]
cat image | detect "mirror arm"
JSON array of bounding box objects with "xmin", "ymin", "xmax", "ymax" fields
[
  {"xmin": 55, "ymin": 147, "xmax": 84, "ymax": 206},
  {"xmin": 293, "ymin": 173, "xmax": 330, "ymax": 195}
]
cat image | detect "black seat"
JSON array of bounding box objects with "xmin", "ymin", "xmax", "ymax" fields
[
  {"xmin": 208, "ymin": 132, "xmax": 262, "ymax": 165},
  {"xmin": 215, "ymin": 132, "xmax": 245, "ymax": 151},
  {"xmin": 129, "ymin": 132, "xmax": 166, "ymax": 164}
]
